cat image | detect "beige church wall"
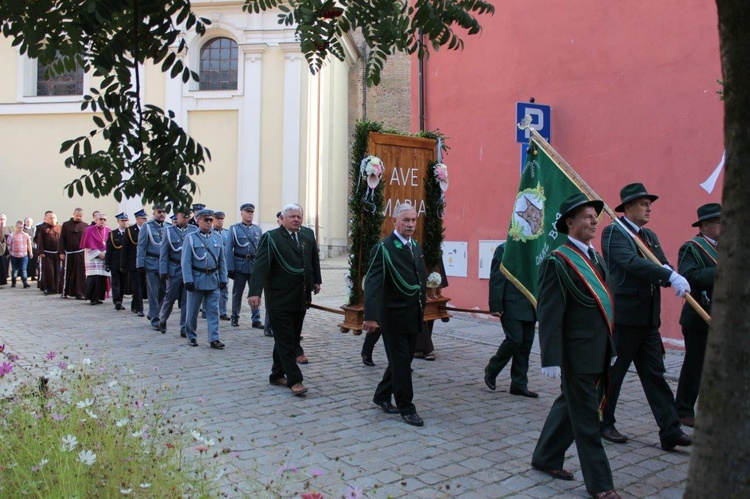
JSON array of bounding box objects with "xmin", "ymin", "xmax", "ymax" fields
[
  {"xmin": 144, "ymin": 61, "xmax": 166, "ymax": 109},
  {"xmin": 0, "ymin": 113, "xmax": 119, "ymax": 223},
  {"xmin": 186, "ymin": 110, "xmax": 239, "ymax": 224}
]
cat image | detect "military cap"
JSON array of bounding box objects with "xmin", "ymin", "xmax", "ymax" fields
[
  {"xmin": 240, "ymin": 203, "xmax": 255, "ymax": 212},
  {"xmin": 115, "ymin": 212, "xmax": 129, "ymax": 221},
  {"xmin": 195, "ymin": 209, "xmax": 215, "ymax": 219},
  {"xmin": 214, "ymin": 211, "xmax": 225, "ymax": 218},
  {"xmin": 192, "ymin": 203, "xmax": 206, "ymax": 211},
  {"xmin": 170, "ymin": 214, "xmax": 177, "ymax": 221},
  {"xmin": 134, "ymin": 209, "xmax": 147, "ymax": 218}
]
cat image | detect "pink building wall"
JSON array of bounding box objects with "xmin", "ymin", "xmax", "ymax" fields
[{"xmin": 412, "ymin": 1, "xmax": 723, "ymax": 344}]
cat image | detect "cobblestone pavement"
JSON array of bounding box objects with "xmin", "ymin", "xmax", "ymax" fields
[{"xmin": 0, "ymin": 256, "xmax": 691, "ymax": 497}]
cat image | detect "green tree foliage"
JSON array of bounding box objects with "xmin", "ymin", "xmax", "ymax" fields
[
  {"xmin": 0, "ymin": 0, "xmax": 211, "ymax": 210},
  {"xmin": 244, "ymin": 0, "xmax": 495, "ymax": 86},
  {"xmin": 0, "ymin": 1, "xmax": 493, "ymax": 208}
]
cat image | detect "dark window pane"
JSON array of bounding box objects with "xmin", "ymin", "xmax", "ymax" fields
[
  {"xmin": 199, "ymin": 37, "xmax": 238, "ymax": 91},
  {"xmin": 37, "ymin": 54, "xmax": 83, "ymax": 96}
]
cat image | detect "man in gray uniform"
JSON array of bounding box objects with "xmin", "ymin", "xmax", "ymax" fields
[
  {"xmin": 213, "ymin": 211, "xmax": 231, "ymax": 321},
  {"xmin": 137, "ymin": 206, "xmax": 167, "ymax": 330},
  {"xmin": 158, "ymin": 209, "xmax": 197, "ymax": 336},
  {"xmin": 226, "ymin": 203, "xmax": 263, "ymax": 329},
  {"xmin": 183, "ymin": 209, "xmax": 228, "ymax": 349}
]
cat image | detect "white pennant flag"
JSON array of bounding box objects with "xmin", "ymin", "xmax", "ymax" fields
[{"xmin": 700, "ymin": 151, "xmax": 725, "ymax": 194}]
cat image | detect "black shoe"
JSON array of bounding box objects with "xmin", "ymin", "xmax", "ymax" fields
[
  {"xmin": 484, "ymin": 367, "xmax": 496, "ymax": 391},
  {"xmin": 158, "ymin": 322, "xmax": 167, "ymax": 334},
  {"xmin": 210, "ymin": 340, "xmax": 225, "ymax": 350},
  {"xmin": 373, "ymin": 399, "xmax": 398, "ymax": 414},
  {"xmin": 180, "ymin": 330, "xmax": 187, "ymax": 338},
  {"xmin": 510, "ymin": 387, "xmax": 539, "ymax": 398},
  {"xmin": 600, "ymin": 427, "xmax": 628, "ymax": 444},
  {"xmin": 252, "ymin": 321, "xmax": 264, "ymax": 329},
  {"xmin": 115, "ymin": 302, "xmax": 123, "ymax": 310},
  {"xmin": 230, "ymin": 317, "xmax": 239, "ymax": 327},
  {"xmin": 23, "ymin": 283, "xmax": 31, "ymax": 288},
  {"xmin": 264, "ymin": 330, "xmax": 273, "ymax": 337},
  {"xmin": 136, "ymin": 311, "xmax": 144, "ymax": 317},
  {"xmin": 401, "ymin": 413, "xmax": 424, "ymax": 427},
  {"xmin": 43, "ymin": 290, "xmax": 50, "ymax": 295},
  {"xmin": 220, "ymin": 314, "xmax": 231, "ymax": 321},
  {"xmin": 661, "ymin": 432, "xmax": 692, "ymax": 451},
  {"xmin": 11, "ymin": 281, "xmax": 16, "ymax": 288},
  {"xmin": 188, "ymin": 338, "xmax": 198, "ymax": 347},
  {"xmin": 362, "ymin": 356, "xmax": 375, "ymax": 367}
]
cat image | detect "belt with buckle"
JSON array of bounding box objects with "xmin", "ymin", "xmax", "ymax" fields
[
  {"xmin": 192, "ymin": 266, "xmax": 217, "ymax": 274},
  {"xmin": 234, "ymin": 252, "xmax": 255, "ymax": 260}
]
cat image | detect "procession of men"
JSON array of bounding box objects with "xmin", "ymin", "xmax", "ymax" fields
[{"xmin": 0, "ymin": 187, "xmax": 718, "ymax": 499}]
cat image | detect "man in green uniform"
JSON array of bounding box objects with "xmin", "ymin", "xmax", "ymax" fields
[
  {"xmin": 484, "ymin": 243, "xmax": 538, "ymax": 397},
  {"xmin": 675, "ymin": 203, "xmax": 720, "ymax": 428},
  {"xmin": 531, "ymin": 194, "xmax": 619, "ymax": 499}
]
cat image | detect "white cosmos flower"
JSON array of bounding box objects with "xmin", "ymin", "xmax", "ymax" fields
[
  {"xmin": 78, "ymin": 449, "xmax": 97, "ymax": 466},
  {"xmin": 61, "ymin": 434, "xmax": 78, "ymax": 452},
  {"xmin": 116, "ymin": 418, "xmax": 130, "ymax": 427},
  {"xmin": 120, "ymin": 489, "xmax": 132, "ymax": 495},
  {"xmin": 204, "ymin": 438, "xmax": 215, "ymax": 447},
  {"xmin": 76, "ymin": 398, "xmax": 94, "ymax": 409},
  {"xmin": 190, "ymin": 430, "xmax": 203, "ymax": 442},
  {"xmin": 85, "ymin": 409, "xmax": 98, "ymax": 419},
  {"xmin": 38, "ymin": 458, "xmax": 49, "ymax": 468},
  {"xmin": 108, "ymin": 380, "xmax": 118, "ymax": 388},
  {"xmin": 139, "ymin": 483, "xmax": 151, "ymax": 489},
  {"xmin": 81, "ymin": 358, "xmax": 92, "ymax": 365},
  {"xmin": 46, "ymin": 368, "xmax": 63, "ymax": 380}
]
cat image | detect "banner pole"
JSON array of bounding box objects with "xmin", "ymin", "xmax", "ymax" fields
[{"xmin": 522, "ymin": 125, "xmax": 710, "ymax": 324}]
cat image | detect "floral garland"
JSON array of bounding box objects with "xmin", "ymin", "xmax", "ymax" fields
[{"xmin": 346, "ymin": 121, "xmax": 449, "ymax": 305}]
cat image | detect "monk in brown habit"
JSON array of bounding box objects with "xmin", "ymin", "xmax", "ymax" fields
[
  {"xmin": 37, "ymin": 211, "xmax": 62, "ymax": 295},
  {"xmin": 58, "ymin": 208, "xmax": 87, "ymax": 299}
]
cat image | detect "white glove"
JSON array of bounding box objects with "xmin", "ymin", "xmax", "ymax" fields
[
  {"xmin": 662, "ymin": 263, "xmax": 673, "ymax": 271},
  {"xmin": 669, "ymin": 272, "xmax": 691, "ymax": 297},
  {"xmin": 542, "ymin": 366, "xmax": 561, "ymax": 379}
]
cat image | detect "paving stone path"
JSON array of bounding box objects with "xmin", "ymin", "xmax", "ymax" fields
[{"xmin": 0, "ymin": 256, "xmax": 691, "ymax": 497}]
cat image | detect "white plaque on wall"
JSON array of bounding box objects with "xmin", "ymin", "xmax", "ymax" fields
[
  {"xmin": 478, "ymin": 240, "xmax": 505, "ymax": 279},
  {"xmin": 441, "ymin": 241, "xmax": 468, "ymax": 278}
]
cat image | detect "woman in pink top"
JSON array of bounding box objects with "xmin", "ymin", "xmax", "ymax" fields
[{"xmin": 7, "ymin": 221, "xmax": 33, "ymax": 288}]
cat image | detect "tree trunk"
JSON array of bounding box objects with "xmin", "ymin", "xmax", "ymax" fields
[{"xmin": 685, "ymin": 2, "xmax": 750, "ymax": 496}]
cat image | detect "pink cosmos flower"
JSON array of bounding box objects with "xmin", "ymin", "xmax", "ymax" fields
[
  {"xmin": 45, "ymin": 351, "xmax": 57, "ymax": 361},
  {"xmin": 301, "ymin": 493, "xmax": 323, "ymax": 499},
  {"xmin": 0, "ymin": 362, "xmax": 12, "ymax": 376},
  {"xmin": 311, "ymin": 469, "xmax": 324, "ymax": 477},
  {"xmin": 57, "ymin": 361, "xmax": 68, "ymax": 370},
  {"xmin": 51, "ymin": 413, "xmax": 68, "ymax": 421},
  {"xmin": 7, "ymin": 353, "xmax": 19, "ymax": 362}
]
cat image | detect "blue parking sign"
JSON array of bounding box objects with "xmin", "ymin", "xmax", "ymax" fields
[{"xmin": 516, "ymin": 102, "xmax": 551, "ymax": 143}]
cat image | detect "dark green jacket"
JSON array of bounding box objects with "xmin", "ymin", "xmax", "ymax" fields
[
  {"xmin": 678, "ymin": 235, "xmax": 716, "ymax": 332},
  {"xmin": 248, "ymin": 226, "xmax": 322, "ymax": 312},
  {"xmin": 601, "ymin": 218, "xmax": 672, "ymax": 327},
  {"xmin": 363, "ymin": 232, "xmax": 427, "ymax": 335},
  {"xmin": 537, "ymin": 242, "xmax": 614, "ymax": 374},
  {"xmin": 488, "ymin": 244, "xmax": 536, "ymax": 322}
]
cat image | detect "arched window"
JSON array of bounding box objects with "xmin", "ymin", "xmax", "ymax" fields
[
  {"xmin": 36, "ymin": 55, "xmax": 83, "ymax": 96},
  {"xmin": 199, "ymin": 37, "xmax": 238, "ymax": 91}
]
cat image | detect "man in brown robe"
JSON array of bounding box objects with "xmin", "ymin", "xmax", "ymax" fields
[
  {"xmin": 36, "ymin": 211, "xmax": 62, "ymax": 295},
  {"xmin": 58, "ymin": 208, "xmax": 87, "ymax": 299}
]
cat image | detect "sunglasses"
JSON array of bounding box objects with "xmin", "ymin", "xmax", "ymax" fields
[{"xmin": 202, "ymin": 218, "xmax": 214, "ymax": 222}]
